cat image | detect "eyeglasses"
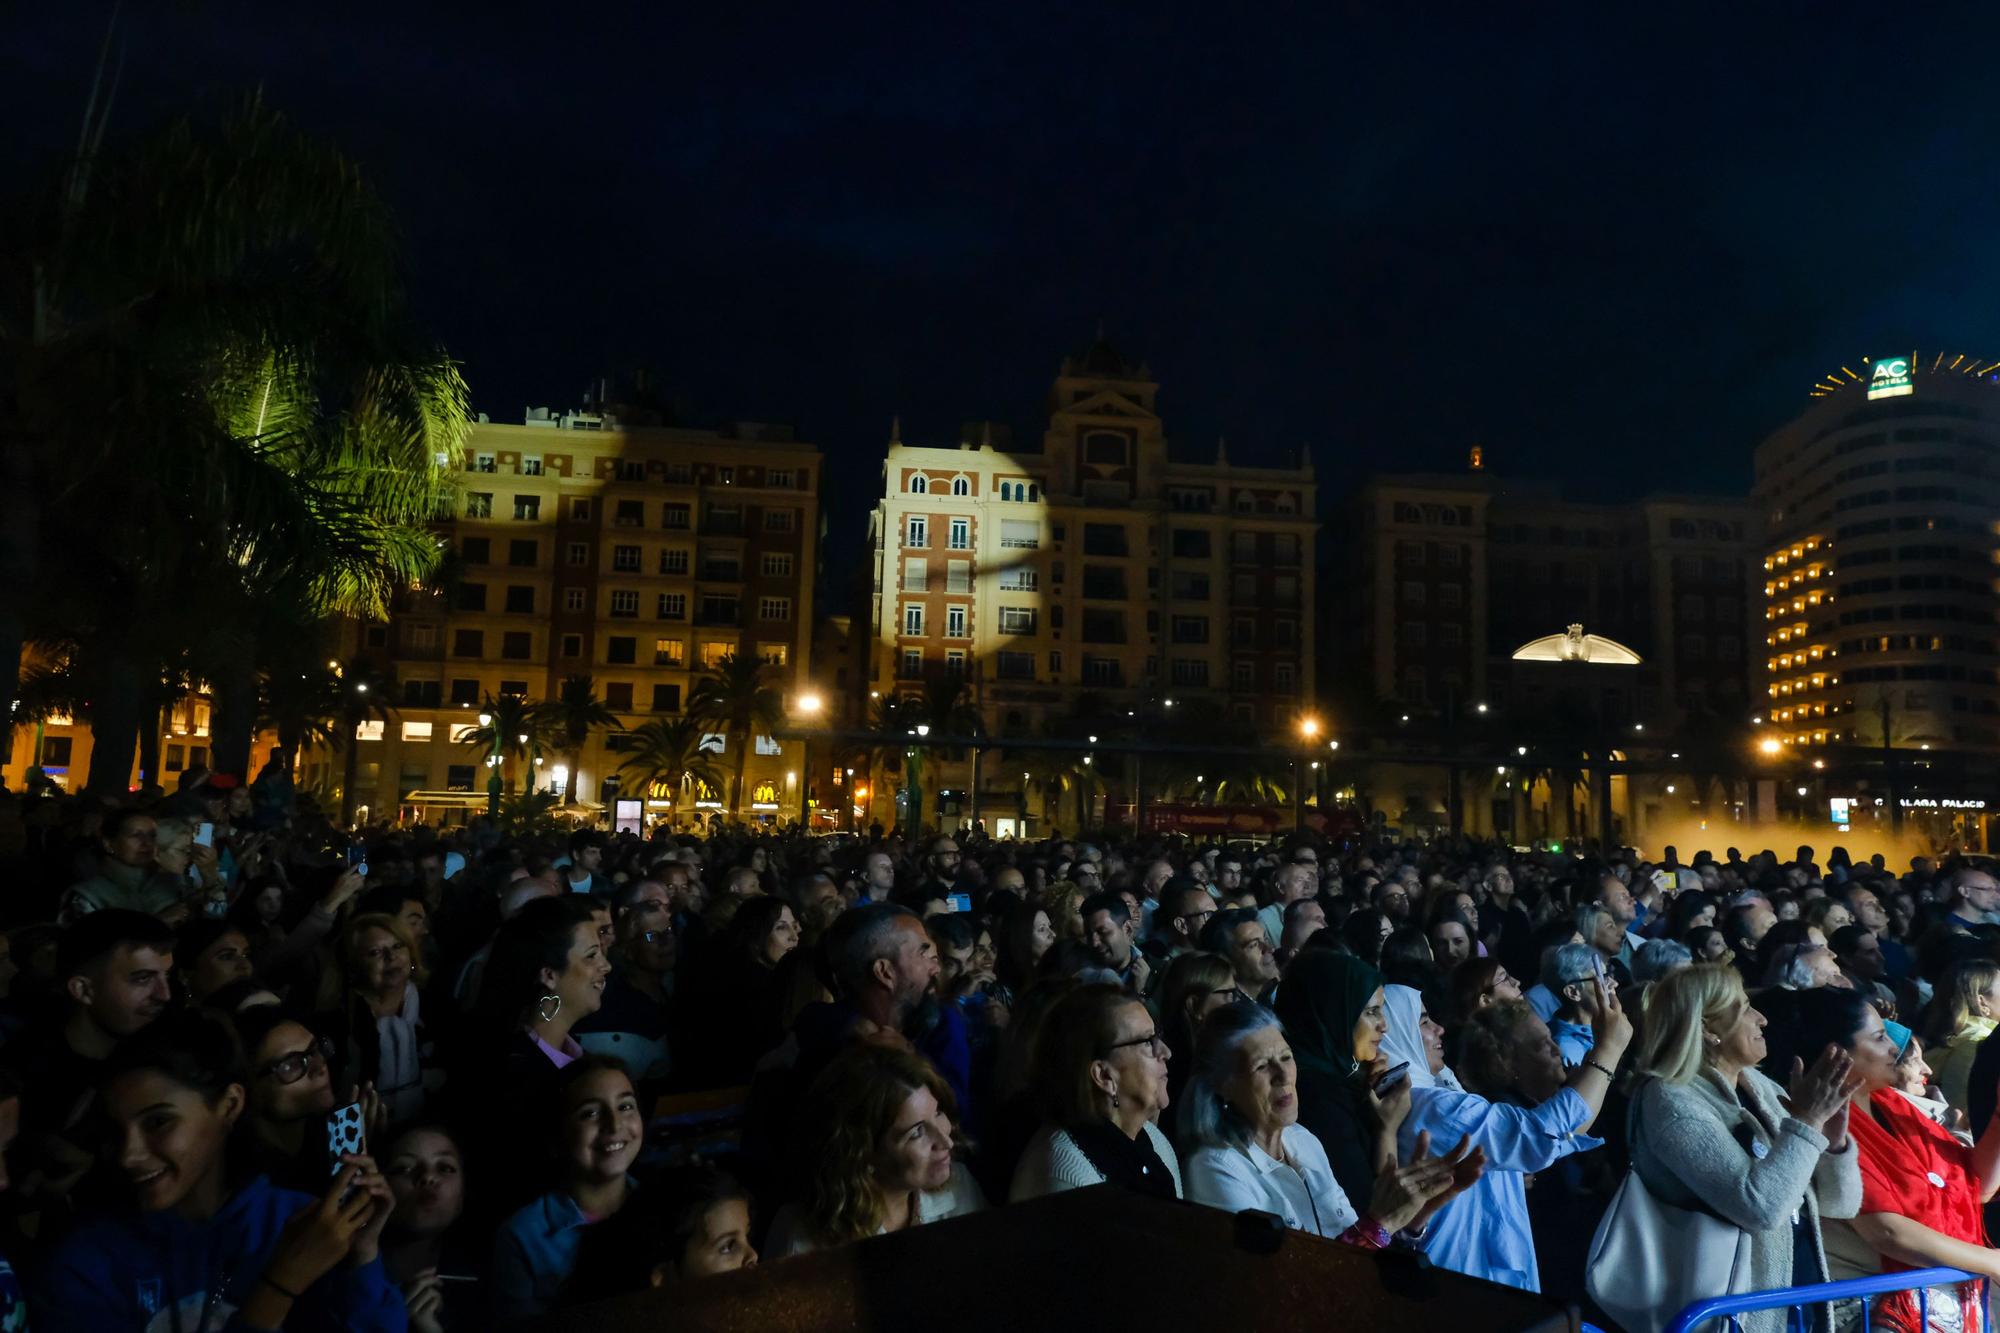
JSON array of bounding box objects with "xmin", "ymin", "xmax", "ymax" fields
[
  {"xmin": 1178, "ymin": 908, "xmax": 1217, "ymax": 929},
  {"xmin": 1103, "ymin": 1031, "xmax": 1169, "ymax": 1060},
  {"xmin": 1201, "ymin": 986, "xmax": 1248, "ymax": 1005},
  {"xmin": 259, "ymin": 1037, "xmax": 334, "ymax": 1085}
]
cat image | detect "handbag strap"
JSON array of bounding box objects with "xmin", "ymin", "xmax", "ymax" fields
[{"xmin": 1627, "ymin": 1078, "xmax": 1730, "ymax": 1222}]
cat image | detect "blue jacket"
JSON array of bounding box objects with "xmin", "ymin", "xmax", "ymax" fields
[
  {"xmin": 492, "ymin": 1180, "xmax": 637, "ymax": 1324},
  {"xmin": 33, "ymin": 1173, "xmax": 406, "ymax": 1332}
]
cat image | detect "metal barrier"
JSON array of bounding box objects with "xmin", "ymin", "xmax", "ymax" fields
[{"xmin": 1665, "ymin": 1266, "xmax": 1987, "ymax": 1333}]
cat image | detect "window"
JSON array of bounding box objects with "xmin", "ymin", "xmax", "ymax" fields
[
  {"xmin": 997, "ymin": 568, "xmax": 1037, "ymax": 592},
  {"xmin": 609, "ymin": 590, "xmax": 639, "ymax": 618},
  {"xmin": 1233, "ymin": 573, "xmax": 1257, "ymax": 602},
  {"xmin": 946, "ymin": 605, "xmax": 968, "ymax": 637},
  {"xmin": 997, "ymin": 651, "xmax": 1034, "ymax": 680},
  {"xmin": 909, "ymin": 474, "xmax": 928, "ymax": 495},
  {"xmin": 1171, "ymin": 529, "xmax": 1211, "ymax": 559},
  {"xmin": 446, "ymin": 764, "xmax": 475, "ymax": 790},
  {"xmin": 604, "ymin": 683, "xmax": 634, "ymax": 711},
  {"xmin": 654, "ymin": 637, "xmax": 685, "ymax": 666},
  {"xmin": 1273, "ymin": 575, "xmax": 1299, "ymax": 606},
  {"xmin": 473, "ymin": 453, "xmax": 496, "ymax": 473},
  {"xmin": 651, "ymin": 684, "xmax": 681, "ymax": 712},
  {"xmin": 569, "ymin": 500, "xmax": 593, "ymax": 522},
  {"xmin": 700, "ymin": 641, "xmax": 733, "ymax": 670},
  {"xmin": 613, "ymin": 545, "xmax": 641, "ymax": 571},
  {"xmin": 999, "ymin": 607, "xmax": 1036, "ymax": 636},
  {"xmin": 947, "ymin": 560, "xmax": 972, "ymax": 593},
  {"xmin": 759, "ymin": 597, "xmax": 792, "ymax": 622},
  {"xmin": 607, "ymin": 636, "xmax": 637, "ymax": 664},
  {"xmin": 760, "ymin": 552, "xmax": 793, "ymax": 577},
  {"xmin": 1232, "ymin": 617, "xmax": 1257, "ymax": 646},
  {"xmin": 465, "ymin": 492, "xmax": 492, "ymax": 518},
  {"xmin": 946, "ymin": 649, "xmax": 967, "ymax": 675},
  {"xmin": 508, "ymin": 539, "xmax": 538, "ymax": 567},
  {"xmin": 1000, "ymin": 519, "xmax": 1038, "ymax": 549},
  {"xmin": 354, "ymin": 721, "xmax": 384, "ymax": 743},
  {"xmin": 903, "ymin": 604, "xmax": 925, "ymax": 636},
  {"xmin": 401, "ymin": 720, "xmax": 434, "ymax": 742},
  {"xmin": 1273, "ymin": 663, "xmax": 1297, "ymax": 693},
  {"xmin": 1048, "ymin": 650, "xmax": 1063, "ymax": 676},
  {"xmin": 900, "ymin": 649, "xmax": 924, "ymax": 678},
  {"xmin": 566, "ymin": 542, "xmax": 588, "ymax": 567},
  {"xmin": 666, "ymin": 462, "xmax": 692, "ymax": 484},
  {"xmin": 1401, "ymin": 580, "xmax": 1426, "ymax": 605},
  {"xmin": 1171, "ymin": 616, "xmax": 1209, "ymax": 644},
  {"xmin": 612, "ymin": 500, "xmax": 643, "ymax": 528},
  {"xmin": 513, "ymin": 495, "xmax": 540, "ymax": 521},
  {"xmin": 1402, "ymin": 622, "xmax": 1428, "ymax": 648},
  {"xmin": 660, "ymin": 548, "xmax": 690, "ymax": 575},
  {"xmin": 662, "ymin": 503, "xmax": 690, "ymax": 529},
  {"xmin": 906, "ymin": 516, "xmax": 929, "ymax": 548},
  {"xmin": 948, "ymin": 518, "xmax": 971, "ymax": 550},
  {"xmin": 1232, "ymin": 532, "xmax": 1258, "ymax": 562},
  {"xmin": 1439, "ymin": 624, "xmax": 1462, "ymax": 648},
  {"xmin": 1082, "ymin": 610, "xmax": 1125, "ymax": 643},
  {"xmin": 501, "ymin": 632, "xmax": 532, "ymax": 660},
  {"xmin": 401, "ymin": 680, "xmax": 442, "ymax": 707},
  {"xmin": 456, "ymin": 583, "xmax": 488, "ymax": 612},
  {"xmin": 1232, "ymin": 660, "xmax": 1256, "ymax": 689},
  {"xmin": 1438, "ymin": 583, "xmax": 1462, "ymax": 610},
  {"xmin": 1273, "ymin": 619, "xmax": 1298, "ymax": 648},
  {"xmin": 1171, "ymin": 658, "xmax": 1210, "ymax": 686},
  {"xmin": 658, "ymin": 593, "xmax": 687, "ymax": 620},
  {"xmin": 452, "ymin": 629, "xmax": 483, "ymax": 657},
  {"xmin": 1083, "ymin": 656, "xmax": 1123, "ymax": 686},
  {"xmin": 951, "ymin": 476, "xmax": 970, "ymax": 496},
  {"xmin": 903, "ymin": 557, "xmax": 928, "ymax": 592},
  {"xmin": 758, "ymin": 642, "xmax": 789, "ymax": 666},
  {"xmin": 1083, "ymin": 566, "xmax": 1127, "ymax": 599},
  {"xmin": 1082, "ymin": 523, "xmax": 1128, "ymax": 556},
  {"xmin": 461, "ymin": 537, "xmax": 490, "ymax": 563},
  {"xmin": 1083, "ymin": 432, "xmax": 1128, "ymax": 466},
  {"xmin": 698, "ymin": 594, "xmax": 739, "ymax": 624},
  {"xmin": 763, "ymin": 508, "xmax": 795, "ymax": 532},
  {"xmin": 450, "ymin": 678, "xmax": 480, "ymax": 705},
  {"xmin": 767, "ymin": 469, "xmax": 796, "ymax": 489},
  {"xmin": 561, "ymin": 633, "xmax": 582, "ymax": 658},
  {"xmin": 617, "ymin": 460, "xmax": 645, "ymax": 481}
]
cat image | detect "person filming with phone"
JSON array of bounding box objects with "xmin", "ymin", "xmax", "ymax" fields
[{"xmin": 1542, "ymin": 943, "xmax": 1614, "ymax": 1069}]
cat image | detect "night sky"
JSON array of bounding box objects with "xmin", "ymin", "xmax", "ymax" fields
[{"xmin": 10, "ymin": 4, "xmax": 1998, "ymax": 553}]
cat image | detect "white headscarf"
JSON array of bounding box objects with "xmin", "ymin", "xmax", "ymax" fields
[{"xmin": 1381, "ymin": 984, "xmax": 1464, "ymax": 1093}]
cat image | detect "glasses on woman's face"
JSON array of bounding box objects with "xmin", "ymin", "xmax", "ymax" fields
[
  {"xmin": 260, "ymin": 1037, "xmax": 334, "ymax": 1086},
  {"xmin": 1104, "ymin": 1030, "xmax": 1169, "ymax": 1060},
  {"xmin": 1200, "ymin": 986, "xmax": 1248, "ymax": 1005}
]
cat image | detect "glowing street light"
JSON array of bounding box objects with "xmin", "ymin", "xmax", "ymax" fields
[
  {"xmin": 915, "ymin": 723, "xmax": 931, "ymax": 737},
  {"xmin": 1475, "ymin": 703, "xmax": 1489, "ymax": 714},
  {"xmin": 1298, "ymin": 717, "xmax": 1322, "ymax": 740},
  {"xmin": 478, "ymin": 712, "xmax": 492, "ymax": 726},
  {"xmin": 1759, "ymin": 737, "xmax": 1783, "ymax": 756},
  {"xmin": 796, "ymin": 692, "xmax": 824, "ymax": 715}
]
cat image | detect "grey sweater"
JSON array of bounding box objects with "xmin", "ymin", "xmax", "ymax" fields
[{"xmin": 1627, "ymin": 1067, "xmax": 1862, "ymax": 1333}]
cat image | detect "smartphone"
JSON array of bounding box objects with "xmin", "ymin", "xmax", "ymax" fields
[
  {"xmin": 327, "ymin": 1101, "xmax": 366, "ymax": 1198},
  {"xmin": 194, "ymin": 822, "xmax": 214, "ymax": 848},
  {"xmin": 1377, "ymin": 1061, "xmax": 1411, "ymax": 1092},
  {"xmin": 1591, "ymin": 951, "xmax": 1610, "ymax": 989},
  {"xmin": 345, "ymin": 844, "xmax": 369, "ymax": 877},
  {"xmin": 946, "ymin": 893, "xmax": 972, "ymax": 914}
]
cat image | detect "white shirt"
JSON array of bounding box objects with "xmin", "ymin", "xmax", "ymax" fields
[
  {"xmin": 1182, "ymin": 1122, "xmax": 1358, "ymax": 1238},
  {"xmin": 1184, "ymin": 1112, "xmax": 1360, "ymax": 1232},
  {"xmin": 764, "ymin": 1160, "xmax": 986, "ymax": 1257}
]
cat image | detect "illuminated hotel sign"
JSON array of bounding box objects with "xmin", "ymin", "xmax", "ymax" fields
[{"xmin": 1867, "ymin": 355, "xmax": 1914, "ymax": 400}]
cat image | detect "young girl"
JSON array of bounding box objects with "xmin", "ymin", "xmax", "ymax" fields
[
  {"xmin": 491, "ymin": 1056, "xmax": 643, "ymax": 1323},
  {"xmin": 32, "ymin": 1012, "xmax": 404, "ymax": 1331},
  {"xmin": 564, "ymin": 1161, "xmax": 757, "ymax": 1299},
  {"xmin": 381, "ymin": 1125, "xmax": 473, "ymax": 1333}
]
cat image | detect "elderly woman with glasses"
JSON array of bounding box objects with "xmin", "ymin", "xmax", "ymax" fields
[
  {"xmin": 1011, "ymin": 984, "xmax": 1183, "ymax": 1201},
  {"xmin": 231, "ymin": 1005, "xmax": 343, "ymax": 1193},
  {"xmin": 1181, "ymin": 999, "xmax": 1480, "ymax": 1247}
]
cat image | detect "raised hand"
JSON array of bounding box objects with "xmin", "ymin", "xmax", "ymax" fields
[{"xmin": 1785, "ymin": 1045, "xmax": 1862, "ymax": 1134}]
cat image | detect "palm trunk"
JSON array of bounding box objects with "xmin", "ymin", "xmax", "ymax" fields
[
  {"xmin": 565, "ymin": 746, "xmax": 581, "ymax": 804},
  {"xmin": 209, "ymin": 656, "xmax": 258, "ymax": 779},
  {"xmin": 731, "ymin": 744, "xmax": 749, "ymax": 819},
  {"xmin": 84, "ymin": 655, "xmax": 143, "ymax": 796},
  {"xmin": 0, "ymin": 436, "xmax": 38, "ymax": 735},
  {"xmin": 340, "ymin": 739, "xmax": 361, "ymax": 827},
  {"xmin": 137, "ymin": 703, "xmax": 163, "ymax": 790}
]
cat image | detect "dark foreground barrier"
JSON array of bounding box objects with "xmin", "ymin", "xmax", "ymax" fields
[{"xmin": 527, "ymin": 1183, "xmax": 1577, "ymax": 1333}]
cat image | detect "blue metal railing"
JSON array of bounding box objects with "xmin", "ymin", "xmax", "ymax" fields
[{"xmin": 1665, "ymin": 1266, "xmax": 1987, "ymax": 1333}]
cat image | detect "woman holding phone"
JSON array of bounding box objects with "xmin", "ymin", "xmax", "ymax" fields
[
  {"xmin": 1271, "ymin": 950, "xmax": 1413, "ymax": 1209},
  {"xmin": 32, "ymin": 1012, "xmax": 405, "ymax": 1331}
]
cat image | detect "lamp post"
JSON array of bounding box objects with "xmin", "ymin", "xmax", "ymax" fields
[
  {"xmin": 795, "ymin": 691, "xmax": 823, "ymax": 827},
  {"xmin": 1296, "ymin": 716, "xmax": 1322, "ymax": 832},
  {"xmin": 480, "ymin": 711, "xmax": 501, "ymax": 817}
]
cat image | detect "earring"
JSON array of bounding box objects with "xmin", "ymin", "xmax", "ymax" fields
[
  {"xmin": 536, "ymin": 993, "xmax": 562, "ymax": 1023},
  {"xmin": 1110, "ymin": 1093, "xmax": 1121, "ymax": 1109}
]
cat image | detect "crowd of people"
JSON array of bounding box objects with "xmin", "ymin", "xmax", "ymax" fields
[{"xmin": 1, "ymin": 760, "xmax": 1999, "ymax": 1331}]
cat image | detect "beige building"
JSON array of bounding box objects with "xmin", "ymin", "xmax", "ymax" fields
[
  {"xmin": 354, "ymin": 409, "xmax": 821, "ymax": 823},
  {"xmin": 866, "ymin": 338, "xmax": 1318, "ymax": 825}
]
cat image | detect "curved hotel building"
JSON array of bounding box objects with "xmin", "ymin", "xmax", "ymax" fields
[{"xmin": 1755, "ymin": 352, "xmax": 2000, "ymax": 788}]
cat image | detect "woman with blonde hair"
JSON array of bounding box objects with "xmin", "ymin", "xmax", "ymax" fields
[
  {"xmin": 1918, "ymin": 959, "xmax": 2000, "ymax": 1118},
  {"xmin": 765, "ymin": 1043, "xmax": 986, "ymax": 1255},
  {"xmin": 1041, "ymin": 881, "xmax": 1088, "ymax": 944},
  {"xmin": 319, "ymin": 912, "xmax": 433, "ymax": 1127},
  {"xmin": 1608, "ymin": 964, "xmax": 1863, "ymax": 1333}
]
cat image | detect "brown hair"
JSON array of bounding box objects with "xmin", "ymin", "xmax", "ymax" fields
[
  {"xmin": 1453, "ymin": 999, "xmax": 1546, "ymax": 1099},
  {"xmin": 800, "ymin": 1044, "xmax": 958, "ymax": 1244},
  {"xmin": 1033, "ymin": 983, "xmax": 1139, "ymax": 1131}
]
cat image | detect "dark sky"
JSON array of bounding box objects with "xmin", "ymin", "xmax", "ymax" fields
[{"xmin": 10, "ymin": 4, "xmax": 1998, "ymax": 545}]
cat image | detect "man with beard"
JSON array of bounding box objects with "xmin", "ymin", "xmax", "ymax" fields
[{"xmin": 790, "ymin": 904, "xmax": 973, "ymax": 1131}]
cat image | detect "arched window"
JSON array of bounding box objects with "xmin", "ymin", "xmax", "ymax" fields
[
  {"xmin": 1028, "ymin": 484, "xmax": 1040, "ymax": 501},
  {"xmin": 910, "ymin": 474, "xmax": 928, "ymax": 494},
  {"xmin": 1275, "ymin": 493, "xmax": 1296, "ymax": 514},
  {"xmin": 951, "ymin": 475, "xmax": 970, "ymax": 496},
  {"xmin": 1235, "ymin": 490, "xmax": 1254, "ymax": 512}
]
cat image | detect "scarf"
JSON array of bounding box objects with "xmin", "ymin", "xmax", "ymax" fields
[
  {"xmin": 373, "ymin": 981, "xmax": 424, "ymax": 1123},
  {"xmin": 1381, "ymin": 984, "xmax": 1464, "ymax": 1092},
  {"xmin": 1272, "ymin": 951, "xmax": 1382, "ymax": 1079}
]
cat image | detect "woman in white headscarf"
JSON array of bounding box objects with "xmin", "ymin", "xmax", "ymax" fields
[{"xmin": 1390, "ymin": 982, "xmax": 1632, "ymax": 1293}]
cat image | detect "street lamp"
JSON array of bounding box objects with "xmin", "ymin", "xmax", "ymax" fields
[
  {"xmin": 477, "ymin": 711, "xmax": 502, "ymax": 818},
  {"xmin": 1758, "ymin": 737, "xmax": 1783, "ymax": 757},
  {"xmin": 794, "ymin": 691, "xmax": 825, "ymax": 826},
  {"xmin": 1298, "ymin": 716, "xmax": 1322, "ymax": 740}
]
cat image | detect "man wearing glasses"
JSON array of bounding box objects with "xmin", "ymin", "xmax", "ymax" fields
[
  {"xmin": 1201, "ymin": 908, "xmax": 1282, "ymax": 1006},
  {"xmin": 1149, "ymin": 881, "xmax": 1217, "ymax": 974},
  {"xmin": 574, "ymin": 893, "xmax": 675, "ymax": 1084}
]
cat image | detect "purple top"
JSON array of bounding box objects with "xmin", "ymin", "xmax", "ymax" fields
[{"xmin": 532, "ymin": 1031, "xmax": 584, "ymax": 1069}]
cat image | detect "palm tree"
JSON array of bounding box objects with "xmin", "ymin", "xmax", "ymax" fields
[
  {"xmin": 906, "ymin": 672, "xmax": 986, "ymax": 830},
  {"xmin": 619, "ymin": 717, "xmax": 724, "ymax": 824},
  {"xmin": 458, "ymin": 692, "xmax": 550, "ymax": 797},
  {"xmin": 687, "ymin": 654, "xmax": 782, "ymax": 818},
  {"xmin": 545, "ymin": 675, "xmax": 620, "ymax": 804},
  {"xmin": 0, "ymin": 86, "xmax": 469, "ymax": 774},
  {"xmin": 329, "ymin": 658, "xmax": 395, "ymax": 827},
  {"xmin": 258, "ymin": 661, "xmax": 344, "ymax": 781}
]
